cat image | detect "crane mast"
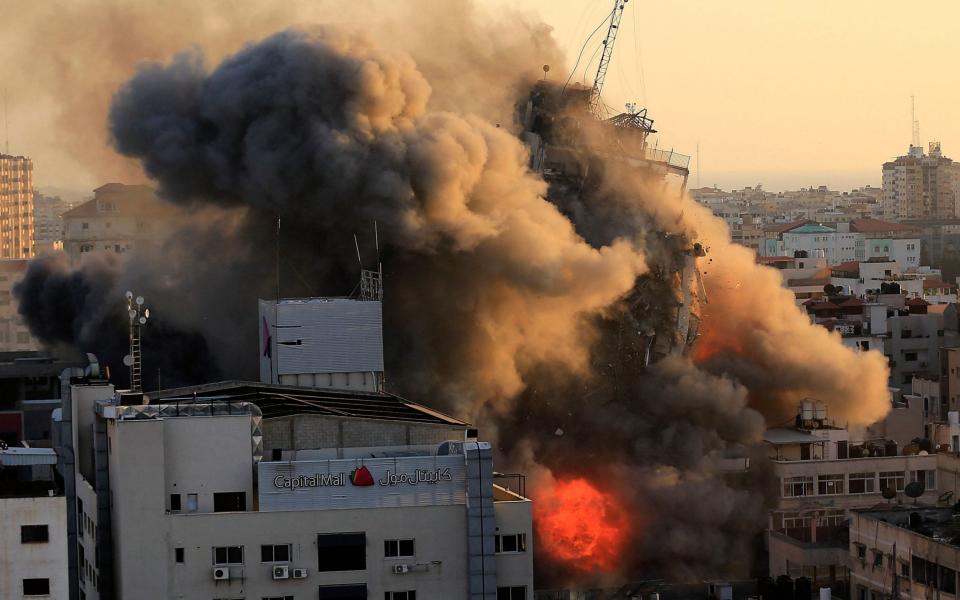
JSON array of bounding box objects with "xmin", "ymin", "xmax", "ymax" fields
[{"xmin": 589, "ymin": 0, "xmax": 629, "ymax": 115}]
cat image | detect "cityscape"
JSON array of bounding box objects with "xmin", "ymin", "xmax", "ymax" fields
[{"xmin": 2, "ymin": 2, "xmax": 960, "ymax": 600}]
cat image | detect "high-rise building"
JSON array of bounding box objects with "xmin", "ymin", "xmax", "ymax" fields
[
  {"xmin": 33, "ymin": 192, "xmax": 75, "ymax": 254},
  {"xmin": 882, "ymin": 143, "xmax": 958, "ymax": 221},
  {"xmin": 0, "ymin": 154, "xmax": 35, "ymax": 259}
]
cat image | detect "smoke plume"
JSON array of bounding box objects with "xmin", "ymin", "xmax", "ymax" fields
[{"xmin": 13, "ymin": 5, "xmax": 890, "ymax": 586}]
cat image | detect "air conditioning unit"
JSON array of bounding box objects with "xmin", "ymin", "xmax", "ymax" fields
[
  {"xmin": 392, "ymin": 564, "xmax": 411, "ymax": 574},
  {"xmin": 213, "ymin": 567, "xmax": 230, "ymax": 581},
  {"xmin": 292, "ymin": 568, "xmax": 308, "ymax": 579},
  {"xmin": 272, "ymin": 565, "xmax": 290, "ymax": 580}
]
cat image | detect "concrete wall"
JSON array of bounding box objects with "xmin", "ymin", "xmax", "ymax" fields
[
  {"xmin": 772, "ymin": 453, "xmax": 940, "ymax": 512},
  {"xmin": 493, "ymin": 499, "xmax": 534, "ymax": 594},
  {"xmin": 261, "ymin": 414, "xmax": 464, "ymax": 455},
  {"xmin": 0, "ymin": 495, "xmax": 69, "ymax": 599},
  {"xmin": 161, "ymin": 415, "xmax": 254, "ymax": 513}
]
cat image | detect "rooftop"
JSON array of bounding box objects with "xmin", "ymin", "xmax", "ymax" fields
[
  {"xmin": 144, "ymin": 380, "xmax": 469, "ymax": 426},
  {"xmin": 849, "ymin": 218, "xmax": 918, "ymax": 234},
  {"xmin": 857, "ymin": 507, "xmax": 960, "ymax": 547}
]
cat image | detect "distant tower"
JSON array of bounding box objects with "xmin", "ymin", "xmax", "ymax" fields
[{"xmin": 911, "ymin": 95, "xmax": 921, "ymax": 149}]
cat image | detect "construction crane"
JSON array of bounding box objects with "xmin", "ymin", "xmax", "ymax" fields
[{"xmin": 589, "ymin": 0, "xmax": 630, "ymax": 116}]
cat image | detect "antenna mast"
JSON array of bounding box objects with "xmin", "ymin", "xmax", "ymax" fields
[
  {"xmin": 911, "ymin": 95, "xmax": 921, "ymax": 148},
  {"xmin": 124, "ymin": 291, "xmax": 149, "ymax": 392},
  {"xmin": 3, "ymin": 88, "xmax": 8, "ymax": 155},
  {"xmin": 589, "ymin": 0, "xmax": 629, "ymax": 116}
]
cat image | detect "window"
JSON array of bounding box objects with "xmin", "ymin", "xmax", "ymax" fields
[
  {"xmin": 905, "ymin": 352, "xmax": 918, "ymax": 361},
  {"xmin": 21, "ymin": 525, "xmax": 49, "ymax": 543},
  {"xmin": 318, "ymin": 584, "xmax": 368, "ymax": 599},
  {"xmin": 213, "ymin": 546, "xmax": 244, "ymax": 565},
  {"xmin": 497, "ymin": 587, "xmax": 527, "ymax": 600},
  {"xmin": 213, "ymin": 492, "xmax": 246, "ymax": 512},
  {"xmin": 23, "ymin": 579, "xmax": 50, "ymax": 596},
  {"xmin": 903, "ymin": 330, "xmax": 913, "ymax": 338},
  {"xmin": 912, "ymin": 470, "xmax": 936, "ymax": 490},
  {"xmin": 385, "ymin": 593, "xmax": 417, "ymax": 600},
  {"xmin": 495, "ymin": 533, "xmax": 527, "ymax": 553},
  {"xmin": 818, "ymin": 474, "xmax": 845, "ymax": 495},
  {"xmin": 170, "ymin": 494, "xmax": 181, "ymax": 511},
  {"xmin": 873, "ymin": 551, "xmax": 883, "ymax": 567},
  {"xmin": 880, "ymin": 471, "xmax": 906, "ymax": 492},
  {"xmin": 82, "ymin": 222, "xmax": 89, "ymax": 229},
  {"xmin": 781, "ymin": 512, "xmax": 811, "ymax": 529},
  {"xmin": 186, "ymin": 493, "xmax": 198, "ymax": 512},
  {"xmin": 317, "ymin": 533, "xmax": 366, "ymax": 571},
  {"xmin": 856, "ymin": 544, "xmax": 866, "ymax": 561},
  {"xmin": 782, "ymin": 476, "xmax": 814, "ymax": 497},
  {"xmin": 849, "ymin": 472, "xmax": 876, "ymax": 494},
  {"xmin": 384, "ymin": 539, "xmax": 415, "ymax": 558},
  {"xmin": 175, "ymin": 547, "xmax": 184, "ymax": 563},
  {"xmin": 261, "ymin": 544, "xmax": 291, "ymax": 563}
]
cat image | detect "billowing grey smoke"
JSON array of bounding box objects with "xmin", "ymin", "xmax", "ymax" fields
[{"xmin": 14, "ymin": 23, "xmax": 857, "ymax": 585}]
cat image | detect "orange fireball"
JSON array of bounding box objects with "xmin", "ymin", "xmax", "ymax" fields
[{"xmin": 535, "ymin": 478, "xmax": 631, "ymax": 573}]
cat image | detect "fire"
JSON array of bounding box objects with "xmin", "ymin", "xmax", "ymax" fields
[
  {"xmin": 535, "ymin": 478, "xmax": 630, "ymax": 573},
  {"xmin": 692, "ymin": 317, "xmax": 747, "ymax": 363}
]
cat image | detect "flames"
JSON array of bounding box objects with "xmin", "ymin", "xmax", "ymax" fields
[{"xmin": 535, "ymin": 477, "xmax": 631, "ymax": 573}]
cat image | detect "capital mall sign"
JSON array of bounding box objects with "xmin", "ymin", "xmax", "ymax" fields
[{"xmin": 271, "ymin": 466, "xmax": 453, "ymax": 490}]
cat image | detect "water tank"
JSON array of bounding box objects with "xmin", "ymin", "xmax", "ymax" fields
[
  {"xmin": 885, "ymin": 441, "xmax": 899, "ymax": 457},
  {"xmin": 814, "ymin": 401, "xmax": 827, "ymax": 420},
  {"xmin": 794, "ymin": 577, "xmax": 812, "ymax": 600},
  {"xmin": 757, "ymin": 577, "xmax": 775, "ymax": 600},
  {"xmin": 776, "ymin": 575, "xmax": 794, "ymax": 600},
  {"xmin": 909, "ymin": 512, "xmax": 923, "ymax": 529},
  {"xmin": 801, "ymin": 401, "xmax": 815, "ymax": 421}
]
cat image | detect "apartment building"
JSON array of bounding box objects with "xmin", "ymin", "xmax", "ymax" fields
[
  {"xmin": 882, "ymin": 143, "xmax": 959, "ymax": 221},
  {"xmin": 765, "ymin": 402, "xmax": 941, "ymax": 595},
  {"xmin": 0, "ymin": 445, "xmax": 69, "ymax": 599},
  {"xmin": 849, "ymin": 507, "xmax": 960, "ymax": 600},
  {"xmin": 57, "ymin": 374, "xmax": 534, "ymax": 600},
  {"xmin": 33, "ymin": 193, "xmax": 75, "ymax": 253},
  {"xmin": 0, "ymin": 154, "xmax": 35, "ymax": 259},
  {"xmin": 61, "ymin": 183, "xmax": 175, "ymax": 265}
]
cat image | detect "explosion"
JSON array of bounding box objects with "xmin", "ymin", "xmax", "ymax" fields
[
  {"xmin": 536, "ymin": 478, "xmax": 631, "ymax": 574},
  {"xmin": 10, "ymin": 0, "xmax": 892, "ymax": 585}
]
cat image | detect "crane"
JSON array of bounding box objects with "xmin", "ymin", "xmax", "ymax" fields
[{"xmin": 589, "ymin": 0, "xmax": 630, "ymax": 116}]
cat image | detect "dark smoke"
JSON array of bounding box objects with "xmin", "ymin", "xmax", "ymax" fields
[{"xmin": 14, "ymin": 19, "xmax": 888, "ymax": 586}]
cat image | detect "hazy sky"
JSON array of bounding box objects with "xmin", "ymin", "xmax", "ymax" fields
[
  {"xmin": 6, "ymin": 0, "xmax": 959, "ymax": 194},
  {"xmin": 511, "ymin": 0, "xmax": 960, "ymax": 191}
]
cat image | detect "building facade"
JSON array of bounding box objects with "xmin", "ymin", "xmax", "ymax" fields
[
  {"xmin": 0, "ymin": 154, "xmax": 35, "ymax": 259},
  {"xmin": 883, "ymin": 143, "xmax": 959, "ymax": 221},
  {"xmin": 58, "ymin": 376, "xmax": 534, "ymax": 600},
  {"xmin": 61, "ymin": 183, "xmax": 174, "ymax": 265}
]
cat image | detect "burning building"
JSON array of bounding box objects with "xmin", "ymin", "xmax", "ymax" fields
[{"xmin": 11, "ymin": 3, "xmax": 894, "ymax": 589}]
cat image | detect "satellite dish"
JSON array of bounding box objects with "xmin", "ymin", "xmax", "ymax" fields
[
  {"xmin": 144, "ymin": 308, "xmax": 150, "ymax": 319},
  {"xmin": 139, "ymin": 317, "xmax": 147, "ymax": 325},
  {"xmin": 542, "ymin": 64, "xmax": 550, "ymax": 73},
  {"xmin": 882, "ymin": 486, "xmax": 897, "ymax": 500},
  {"xmin": 122, "ymin": 355, "xmax": 134, "ymax": 367},
  {"xmin": 136, "ymin": 296, "xmax": 144, "ymax": 306},
  {"xmin": 125, "ymin": 291, "xmax": 133, "ymax": 300},
  {"xmin": 128, "ymin": 309, "xmax": 137, "ymax": 319},
  {"xmin": 905, "ymin": 481, "xmax": 925, "ymax": 499}
]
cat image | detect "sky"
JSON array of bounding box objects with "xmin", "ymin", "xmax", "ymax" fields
[
  {"xmin": 512, "ymin": 0, "xmax": 960, "ymax": 191},
  {"xmin": 4, "ymin": 0, "xmax": 959, "ymax": 194}
]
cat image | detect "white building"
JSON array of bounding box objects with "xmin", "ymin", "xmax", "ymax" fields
[
  {"xmin": 61, "ymin": 183, "xmax": 175, "ymax": 265},
  {"xmin": 0, "ymin": 445, "xmax": 69, "ymax": 599},
  {"xmin": 57, "ymin": 373, "xmax": 534, "ymax": 600}
]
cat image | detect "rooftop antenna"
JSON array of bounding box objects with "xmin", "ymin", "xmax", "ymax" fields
[
  {"xmin": 697, "ymin": 142, "xmax": 701, "ymax": 189},
  {"xmin": 3, "ymin": 88, "xmax": 8, "ymax": 155},
  {"xmin": 911, "ymin": 95, "xmax": 921, "ymax": 148},
  {"xmin": 123, "ymin": 291, "xmax": 149, "ymax": 392},
  {"xmin": 357, "ymin": 227, "xmax": 383, "ymax": 301}
]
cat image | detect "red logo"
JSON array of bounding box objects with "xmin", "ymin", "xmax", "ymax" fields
[{"xmin": 350, "ymin": 466, "xmax": 374, "ymax": 487}]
